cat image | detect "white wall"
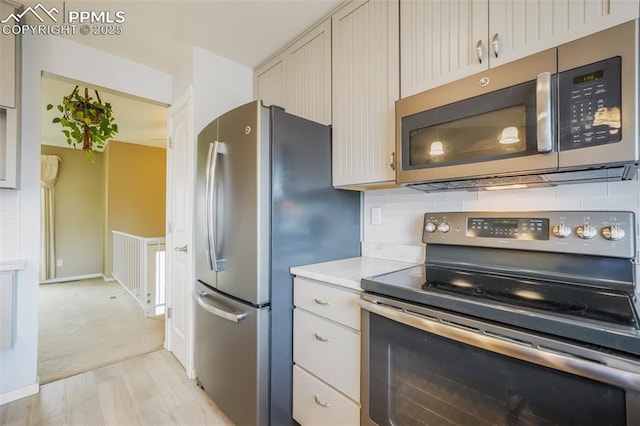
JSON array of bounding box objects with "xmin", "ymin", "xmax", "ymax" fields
[
  {"xmin": 0, "ymin": 34, "xmax": 172, "ymax": 402},
  {"xmin": 171, "ymin": 49, "xmax": 194, "ymax": 103},
  {"xmin": 192, "ymin": 47, "xmax": 253, "ymax": 134},
  {"xmin": 362, "ymin": 180, "xmax": 640, "ymax": 262}
]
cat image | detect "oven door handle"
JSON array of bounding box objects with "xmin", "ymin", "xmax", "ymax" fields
[{"xmin": 359, "ymin": 299, "xmax": 640, "ymax": 392}]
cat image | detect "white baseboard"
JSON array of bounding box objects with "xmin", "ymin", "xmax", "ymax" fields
[
  {"xmin": 102, "ymin": 274, "xmax": 115, "ymax": 282},
  {"xmin": 39, "ymin": 273, "xmax": 103, "ymax": 284},
  {"xmin": 0, "ymin": 382, "xmax": 39, "ymax": 405}
]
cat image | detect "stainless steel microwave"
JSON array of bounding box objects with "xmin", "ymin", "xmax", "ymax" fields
[{"xmin": 396, "ymin": 19, "xmax": 639, "ymax": 191}]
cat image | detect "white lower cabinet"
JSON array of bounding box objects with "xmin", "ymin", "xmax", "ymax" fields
[
  {"xmin": 293, "ymin": 276, "xmax": 361, "ymax": 425},
  {"xmin": 293, "ymin": 365, "xmax": 360, "ymax": 426},
  {"xmin": 294, "ymin": 309, "xmax": 360, "ymax": 401}
]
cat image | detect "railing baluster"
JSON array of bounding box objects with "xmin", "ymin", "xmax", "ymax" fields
[{"xmin": 112, "ymin": 231, "xmax": 166, "ymax": 317}]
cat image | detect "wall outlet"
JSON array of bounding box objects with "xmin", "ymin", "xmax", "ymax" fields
[
  {"xmin": 371, "ymin": 207, "xmax": 382, "ymax": 226},
  {"xmin": 56, "ymin": 259, "xmax": 63, "ymax": 267}
]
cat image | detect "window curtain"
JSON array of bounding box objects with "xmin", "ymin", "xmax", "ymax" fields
[{"xmin": 40, "ymin": 155, "xmax": 61, "ymax": 281}]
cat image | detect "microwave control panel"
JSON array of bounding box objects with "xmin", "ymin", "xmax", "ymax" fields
[{"xmin": 559, "ymin": 56, "xmax": 622, "ymax": 151}]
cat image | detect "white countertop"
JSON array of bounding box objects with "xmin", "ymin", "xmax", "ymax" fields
[
  {"xmin": 0, "ymin": 259, "xmax": 26, "ymax": 272},
  {"xmin": 290, "ymin": 257, "xmax": 419, "ymax": 291}
]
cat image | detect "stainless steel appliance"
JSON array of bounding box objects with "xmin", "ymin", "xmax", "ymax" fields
[
  {"xmin": 396, "ymin": 20, "xmax": 639, "ymax": 191},
  {"xmin": 194, "ymin": 101, "xmax": 360, "ymax": 425},
  {"xmin": 361, "ymin": 211, "xmax": 640, "ymax": 425}
]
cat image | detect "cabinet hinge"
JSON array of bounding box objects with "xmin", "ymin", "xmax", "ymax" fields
[
  {"xmin": 167, "ymin": 307, "xmax": 172, "ymax": 319},
  {"xmin": 168, "ymin": 222, "xmax": 173, "ymax": 233},
  {"xmin": 168, "ymin": 137, "xmax": 172, "ymax": 149}
]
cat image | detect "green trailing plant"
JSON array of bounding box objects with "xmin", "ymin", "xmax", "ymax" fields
[{"xmin": 47, "ymin": 86, "xmax": 119, "ymax": 162}]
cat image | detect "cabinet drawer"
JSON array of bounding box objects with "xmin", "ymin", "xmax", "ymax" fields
[
  {"xmin": 293, "ymin": 365, "xmax": 359, "ymax": 426},
  {"xmin": 294, "ymin": 277, "xmax": 360, "ymax": 330},
  {"xmin": 294, "ymin": 309, "xmax": 360, "ymax": 401}
]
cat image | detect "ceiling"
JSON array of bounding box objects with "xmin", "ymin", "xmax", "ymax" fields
[
  {"xmin": 41, "ymin": 75, "xmax": 168, "ymax": 149},
  {"xmin": 45, "ymin": 0, "xmax": 345, "ymax": 73},
  {"xmin": 35, "ymin": 0, "xmax": 343, "ymax": 150}
]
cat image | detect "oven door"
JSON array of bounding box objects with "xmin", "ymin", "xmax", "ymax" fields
[
  {"xmin": 396, "ymin": 49, "xmax": 558, "ymax": 185},
  {"xmin": 360, "ymin": 295, "xmax": 640, "ymax": 426}
]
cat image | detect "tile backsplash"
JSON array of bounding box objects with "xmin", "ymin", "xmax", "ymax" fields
[
  {"xmin": 0, "ymin": 189, "xmax": 19, "ymax": 259},
  {"xmin": 362, "ymin": 179, "xmax": 640, "ymax": 262}
]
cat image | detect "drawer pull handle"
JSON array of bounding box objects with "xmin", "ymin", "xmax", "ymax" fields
[
  {"xmin": 314, "ymin": 298, "xmax": 329, "ymax": 305},
  {"xmin": 314, "ymin": 395, "xmax": 330, "ymax": 407},
  {"xmin": 314, "ymin": 333, "xmax": 330, "ymax": 342}
]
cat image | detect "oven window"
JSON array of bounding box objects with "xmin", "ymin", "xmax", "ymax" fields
[{"xmin": 368, "ymin": 313, "xmax": 626, "ymax": 426}]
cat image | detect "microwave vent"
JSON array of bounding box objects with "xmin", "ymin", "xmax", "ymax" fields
[
  {"xmin": 408, "ymin": 175, "xmax": 549, "ymax": 192},
  {"xmin": 406, "ymin": 165, "xmax": 638, "ymax": 193},
  {"xmin": 543, "ymin": 166, "xmax": 636, "ymax": 183}
]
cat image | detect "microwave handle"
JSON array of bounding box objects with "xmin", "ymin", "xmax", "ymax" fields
[{"xmin": 536, "ymin": 72, "xmax": 553, "ymax": 153}]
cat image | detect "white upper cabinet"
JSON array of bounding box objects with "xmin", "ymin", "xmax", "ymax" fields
[
  {"xmin": 332, "ymin": 0, "xmax": 399, "ymax": 188},
  {"xmin": 401, "ymin": 0, "xmax": 640, "ymax": 98},
  {"xmin": 0, "ymin": 1, "xmax": 17, "ymax": 108},
  {"xmin": 254, "ymin": 19, "xmax": 331, "ymax": 125},
  {"xmin": 254, "ymin": 57, "xmax": 285, "ymax": 112},
  {"xmin": 489, "ymin": 0, "xmax": 640, "ymax": 67},
  {"xmin": 400, "ymin": 0, "xmax": 488, "ymax": 98}
]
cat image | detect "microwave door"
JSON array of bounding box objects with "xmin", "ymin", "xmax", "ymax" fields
[{"xmin": 396, "ymin": 48, "xmax": 558, "ymax": 185}]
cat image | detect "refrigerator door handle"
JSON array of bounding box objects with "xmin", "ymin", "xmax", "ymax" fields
[
  {"xmin": 196, "ymin": 291, "xmax": 247, "ymax": 323},
  {"xmin": 205, "ymin": 141, "xmax": 225, "ymax": 272}
]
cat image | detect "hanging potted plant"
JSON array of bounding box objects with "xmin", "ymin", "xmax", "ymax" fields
[{"xmin": 46, "ymin": 86, "xmax": 119, "ymax": 162}]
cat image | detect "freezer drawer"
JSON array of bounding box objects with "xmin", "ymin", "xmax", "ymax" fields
[{"xmin": 194, "ymin": 280, "xmax": 270, "ymax": 426}]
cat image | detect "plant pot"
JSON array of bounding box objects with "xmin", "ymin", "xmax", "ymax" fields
[{"xmin": 64, "ymin": 101, "xmax": 106, "ymax": 125}]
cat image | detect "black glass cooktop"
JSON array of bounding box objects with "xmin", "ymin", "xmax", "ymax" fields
[
  {"xmin": 424, "ymin": 266, "xmax": 636, "ymax": 327},
  {"xmin": 362, "ymin": 265, "xmax": 640, "ymax": 355}
]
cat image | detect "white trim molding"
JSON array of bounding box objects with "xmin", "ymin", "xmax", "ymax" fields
[
  {"xmin": 39, "ymin": 273, "xmax": 103, "ymax": 284},
  {"xmin": 0, "ymin": 382, "xmax": 39, "ymax": 405}
]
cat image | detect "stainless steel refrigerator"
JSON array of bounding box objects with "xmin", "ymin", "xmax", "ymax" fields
[{"xmin": 194, "ymin": 100, "xmax": 361, "ymax": 426}]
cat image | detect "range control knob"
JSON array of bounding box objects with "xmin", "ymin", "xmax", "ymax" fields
[
  {"xmin": 437, "ymin": 222, "xmax": 450, "ymax": 233},
  {"xmin": 424, "ymin": 222, "xmax": 437, "ymax": 233},
  {"xmin": 576, "ymin": 224, "xmax": 597, "ymax": 240},
  {"xmin": 602, "ymin": 225, "xmax": 625, "ymax": 241},
  {"xmin": 552, "ymin": 223, "xmax": 572, "ymax": 238}
]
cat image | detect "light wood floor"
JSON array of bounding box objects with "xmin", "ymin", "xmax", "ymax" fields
[{"xmin": 0, "ymin": 350, "xmax": 234, "ymax": 426}]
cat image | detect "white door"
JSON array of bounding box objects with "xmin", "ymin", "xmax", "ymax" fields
[{"xmin": 166, "ymin": 87, "xmax": 194, "ymax": 376}]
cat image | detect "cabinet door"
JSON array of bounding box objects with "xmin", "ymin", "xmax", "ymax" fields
[
  {"xmin": 489, "ymin": 0, "xmax": 640, "ymax": 67},
  {"xmin": 332, "ymin": 0, "xmax": 399, "ymax": 188},
  {"xmin": 285, "ymin": 19, "xmax": 331, "ymax": 125},
  {"xmin": 254, "ymin": 20, "xmax": 331, "ymax": 125},
  {"xmin": 294, "ymin": 277, "xmax": 360, "ymax": 330},
  {"xmin": 0, "ymin": 1, "xmax": 16, "ymax": 108},
  {"xmin": 293, "ymin": 309, "xmax": 360, "ymax": 401},
  {"xmin": 254, "ymin": 56, "xmax": 286, "ymax": 110},
  {"xmin": 293, "ymin": 365, "xmax": 360, "ymax": 426},
  {"xmin": 400, "ymin": 0, "xmax": 488, "ymax": 98}
]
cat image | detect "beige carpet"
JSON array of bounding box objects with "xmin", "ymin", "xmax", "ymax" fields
[{"xmin": 38, "ymin": 277, "xmax": 165, "ymax": 384}]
